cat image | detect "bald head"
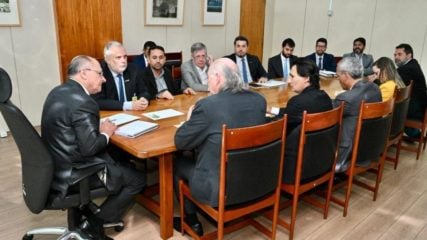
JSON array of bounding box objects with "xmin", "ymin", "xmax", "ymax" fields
[{"xmin": 207, "ymin": 58, "xmax": 243, "ymax": 94}]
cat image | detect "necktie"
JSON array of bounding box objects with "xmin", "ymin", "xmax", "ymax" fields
[
  {"xmin": 241, "ymin": 58, "xmax": 248, "ymax": 83},
  {"xmin": 117, "ymin": 74, "xmax": 125, "ymax": 102},
  {"xmin": 318, "ymin": 57, "xmax": 323, "ymax": 70},
  {"xmin": 283, "ymin": 59, "xmax": 288, "ymax": 78}
]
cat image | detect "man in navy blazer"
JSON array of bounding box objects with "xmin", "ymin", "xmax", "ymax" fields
[
  {"xmin": 92, "ymin": 41, "xmax": 151, "ymax": 110},
  {"xmin": 268, "ymin": 38, "xmax": 298, "ymax": 79},
  {"xmin": 306, "ymin": 38, "xmax": 337, "ymax": 72},
  {"xmin": 225, "ymin": 35, "xmax": 268, "ymax": 83},
  {"xmin": 132, "ymin": 41, "xmax": 156, "ymax": 71}
]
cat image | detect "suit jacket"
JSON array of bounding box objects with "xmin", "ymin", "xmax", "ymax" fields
[
  {"xmin": 268, "ymin": 53, "xmax": 298, "ymax": 79},
  {"xmin": 92, "ymin": 61, "xmax": 151, "ymax": 110},
  {"xmin": 180, "ymin": 59, "xmax": 209, "ymax": 91},
  {"xmin": 343, "ymin": 52, "xmax": 374, "ymax": 76},
  {"xmin": 333, "ymin": 80, "xmax": 382, "ymax": 172},
  {"xmin": 175, "ymin": 89, "xmax": 266, "ymax": 206},
  {"xmin": 397, "ymin": 58, "xmax": 427, "ymax": 120},
  {"xmin": 225, "ymin": 53, "xmax": 268, "ymax": 81},
  {"xmin": 277, "ymin": 86, "xmax": 333, "ymax": 183},
  {"xmin": 41, "ymin": 80, "xmax": 123, "ymax": 197},
  {"xmin": 142, "ymin": 67, "xmax": 182, "ymax": 98},
  {"xmin": 306, "ymin": 52, "xmax": 337, "ymax": 72},
  {"xmin": 132, "ymin": 54, "xmax": 148, "ymax": 71}
]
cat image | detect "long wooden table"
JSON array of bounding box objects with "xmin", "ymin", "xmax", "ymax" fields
[{"xmin": 101, "ymin": 77, "xmax": 341, "ymax": 239}]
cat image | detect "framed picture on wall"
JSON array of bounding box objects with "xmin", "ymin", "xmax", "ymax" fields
[
  {"xmin": 0, "ymin": 0, "xmax": 21, "ymax": 26},
  {"xmin": 145, "ymin": 0, "xmax": 184, "ymax": 26},
  {"xmin": 203, "ymin": 0, "xmax": 225, "ymax": 26}
]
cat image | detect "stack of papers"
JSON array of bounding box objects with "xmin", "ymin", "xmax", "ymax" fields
[
  {"xmin": 250, "ymin": 80, "xmax": 287, "ymax": 88},
  {"xmin": 101, "ymin": 113, "xmax": 139, "ymax": 125},
  {"xmin": 320, "ymin": 70, "xmax": 336, "ymax": 77},
  {"xmin": 143, "ymin": 109, "xmax": 184, "ymax": 120},
  {"xmin": 115, "ymin": 120, "xmax": 159, "ymax": 138}
]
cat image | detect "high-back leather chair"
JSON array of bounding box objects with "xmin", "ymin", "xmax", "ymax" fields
[
  {"xmin": 0, "ymin": 68, "xmax": 122, "ymax": 239},
  {"xmin": 331, "ymin": 97, "xmax": 394, "ymax": 217},
  {"xmin": 277, "ymin": 104, "xmax": 343, "ymax": 240},
  {"xmin": 178, "ymin": 117, "xmax": 287, "ymax": 240},
  {"xmin": 386, "ymin": 82, "xmax": 412, "ymax": 169}
]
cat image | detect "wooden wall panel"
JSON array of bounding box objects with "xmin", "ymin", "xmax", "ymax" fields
[
  {"xmin": 54, "ymin": 0, "xmax": 122, "ymax": 81},
  {"xmin": 239, "ymin": 0, "xmax": 266, "ymax": 60}
]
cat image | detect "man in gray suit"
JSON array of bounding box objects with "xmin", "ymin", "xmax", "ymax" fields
[
  {"xmin": 333, "ymin": 57, "xmax": 382, "ymax": 173},
  {"xmin": 180, "ymin": 42, "xmax": 213, "ymax": 92},
  {"xmin": 173, "ymin": 58, "xmax": 267, "ymax": 235},
  {"xmin": 343, "ymin": 37, "xmax": 374, "ymax": 76}
]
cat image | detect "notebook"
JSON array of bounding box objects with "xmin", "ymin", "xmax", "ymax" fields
[
  {"xmin": 101, "ymin": 113, "xmax": 140, "ymax": 126},
  {"xmin": 115, "ymin": 120, "xmax": 159, "ymax": 138}
]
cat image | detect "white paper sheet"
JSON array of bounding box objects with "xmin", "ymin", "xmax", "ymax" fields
[
  {"xmin": 101, "ymin": 113, "xmax": 140, "ymax": 125},
  {"xmin": 142, "ymin": 109, "xmax": 184, "ymax": 120}
]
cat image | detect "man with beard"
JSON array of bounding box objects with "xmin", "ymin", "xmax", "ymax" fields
[
  {"xmin": 394, "ymin": 43, "xmax": 427, "ymax": 137},
  {"xmin": 142, "ymin": 45, "xmax": 195, "ymax": 100},
  {"xmin": 225, "ymin": 35, "xmax": 268, "ymax": 83},
  {"xmin": 268, "ymin": 38, "xmax": 298, "ymax": 79},
  {"xmin": 93, "ymin": 41, "xmax": 151, "ymax": 110},
  {"xmin": 306, "ymin": 38, "xmax": 337, "ymax": 72},
  {"xmin": 343, "ymin": 37, "xmax": 374, "ymax": 76}
]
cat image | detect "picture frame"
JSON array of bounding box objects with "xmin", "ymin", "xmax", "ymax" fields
[
  {"xmin": 0, "ymin": 0, "xmax": 21, "ymax": 27},
  {"xmin": 145, "ymin": 0, "xmax": 184, "ymax": 26},
  {"xmin": 203, "ymin": 0, "xmax": 225, "ymax": 26}
]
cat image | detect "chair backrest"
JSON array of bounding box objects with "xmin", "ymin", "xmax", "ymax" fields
[
  {"xmin": 389, "ymin": 81, "xmax": 412, "ymax": 139},
  {"xmin": 353, "ymin": 98, "xmax": 394, "ymax": 166},
  {"xmin": 220, "ymin": 117, "xmax": 287, "ymax": 206},
  {"xmin": 0, "ymin": 68, "xmax": 54, "ymax": 214},
  {"xmin": 296, "ymin": 104, "xmax": 344, "ymax": 183}
]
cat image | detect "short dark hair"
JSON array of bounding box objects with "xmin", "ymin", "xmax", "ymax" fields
[
  {"xmin": 143, "ymin": 41, "xmax": 156, "ymax": 51},
  {"xmin": 148, "ymin": 45, "xmax": 165, "ymax": 56},
  {"xmin": 353, "ymin": 37, "xmax": 366, "ymax": 46},
  {"xmin": 234, "ymin": 35, "xmax": 248, "ymax": 45},
  {"xmin": 282, "ymin": 38, "xmax": 295, "ymax": 48},
  {"xmin": 291, "ymin": 57, "xmax": 320, "ymax": 89},
  {"xmin": 396, "ymin": 43, "xmax": 413, "ymax": 56},
  {"xmin": 316, "ymin": 38, "xmax": 327, "ymax": 46}
]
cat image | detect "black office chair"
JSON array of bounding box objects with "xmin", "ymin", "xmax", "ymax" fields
[{"xmin": 0, "ymin": 68, "xmax": 123, "ymax": 240}]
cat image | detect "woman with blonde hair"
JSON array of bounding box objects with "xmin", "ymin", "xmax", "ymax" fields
[{"xmin": 371, "ymin": 57, "xmax": 406, "ymax": 101}]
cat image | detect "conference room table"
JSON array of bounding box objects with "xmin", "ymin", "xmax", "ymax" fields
[{"xmin": 100, "ymin": 77, "xmax": 341, "ymax": 239}]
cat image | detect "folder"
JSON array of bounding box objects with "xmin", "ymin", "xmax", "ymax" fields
[{"xmin": 115, "ymin": 120, "xmax": 159, "ymax": 138}]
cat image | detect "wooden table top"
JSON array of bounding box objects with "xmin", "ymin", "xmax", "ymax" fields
[{"xmin": 101, "ymin": 77, "xmax": 341, "ymax": 158}]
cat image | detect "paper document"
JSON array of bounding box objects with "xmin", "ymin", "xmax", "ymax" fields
[
  {"xmin": 143, "ymin": 109, "xmax": 184, "ymax": 120},
  {"xmin": 250, "ymin": 80, "xmax": 286, "ymax": 88},
  {"xmin": 320, "ymin": 70, "xmax": 336, "ymax": 77},
  {"xmin": 115, "ymin": 120, "xmax": 159, "ymax": 138},
  {"xmin": 101, "ymin": 113, "xmax": 139, "ymax": 125}
]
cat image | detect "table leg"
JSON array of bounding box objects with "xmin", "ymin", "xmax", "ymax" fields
[{"xmin": 159, "ymin": 153, "xmax": 174, "ymax": 239}]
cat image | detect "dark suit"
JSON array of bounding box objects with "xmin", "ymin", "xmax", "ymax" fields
[
  {"xmin": 277, "ymin": 86, "xmax": 333, "ymax": 183},
  {"xmin": 306, "ymin": 53, "xmax": 337, "ymax": 72},
  {"xmin": 142, "ymin": 67, "xmax": 182, "ymax": 98},
  {"xmin": 41, "ymin": 80, "xmax": 145, "ymax": 222},
  {"xmin": 333, "ymin": 80, "xmax": 382, "ymax": 172},
  {"xmin": 174, "ymin": 89, "xmax": 266, "ymax": 212},
  {"xmin": 343, "ymin": 52, "xmax": 374, "ymax": 76},
  {"xmin": 397, "ymin": 58, "xmax": 427, "ymax": 120},
  {"xmin": 268, "ymin": 53, "xmax": 298, "ymax": 79},
  {"xmin": 92, "ymin": 61, "xmax": 151, "ymax": 110},
  {"xmin": 225, "ymin": 53, "xmax": 267, "ymax": 81},
  {"xmin": 132, "ymin": 54, "xmax": 148, "ymax": 71}
]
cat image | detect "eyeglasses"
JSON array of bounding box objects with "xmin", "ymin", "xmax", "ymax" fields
[{"xmin": 82, "ymin": 68, "xmax": 103, "ymax": 76}]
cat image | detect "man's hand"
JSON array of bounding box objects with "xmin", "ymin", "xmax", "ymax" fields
[
  {"xmin": 132, "ymin": 97, "xmax": 149, "ymax": 110},
  {"xmin": 100, "ymin": 120, "xmax": 118, "ymax": 137},
  {"xmin": 183, "ymin": 87, "xmax": 196, "ymax": 95},
  {"xmin": 258, "ymin": 77, "xmax": 268, "ymax": 83},
  {"xmin": 158, "ymin": 90, "xmax": 174, "ymax": 100}
]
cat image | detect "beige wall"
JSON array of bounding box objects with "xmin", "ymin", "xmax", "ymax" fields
[{"xmin": 263, "ymin": 0, "xmax": 427, "ymax": 73}]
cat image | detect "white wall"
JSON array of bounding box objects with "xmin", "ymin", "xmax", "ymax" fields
[
  {"xmin": 264, "ymin": 0, "xmax": 427, "ymax": 73},
  {"xmin": 0, "ymin": 0, "xmax": 60, "ymax": 130},
  {"xmin": 121, "ymin": 0, "xmax": 241, "ymax": 62}
]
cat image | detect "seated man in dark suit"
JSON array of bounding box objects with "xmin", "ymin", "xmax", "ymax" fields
[
  {"xmin": 225, "ymin": 35, "xmax": 268, "ymax": 83},
  {"xmin": 269, "ymin": 58, "xmax": 332, "ymax": 183},
  {"xmin": 142, "ymin": 45, "xmax": 195, "ymax": 100},
  {"xmin": 173, "ymin": 58, "xmax": 267, "ymax": 235},
  {"xmin": 268, "ymin": 38, "xmax": 298, "ymax": 79},
  {"xmin": 132, "ymin": 40, "xmax": 156, "ymax": 71},
  {"xmin": 306, "ymin": 38, "xmax": 337, "ymax": 72},
  {"xmin": 333, "ymin": 57, "xmax": 382, "ymax": 172},
  {"xmin": 41, "ymin": 55, "xmax": 145, "ymax": 239},
  {"xmin": 92, "ymin": 41, "xmax": 151, "ymax": 110},
  {"xmin": 394, "ymin": 43, "xmax": 427, "ymax": 137}
]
